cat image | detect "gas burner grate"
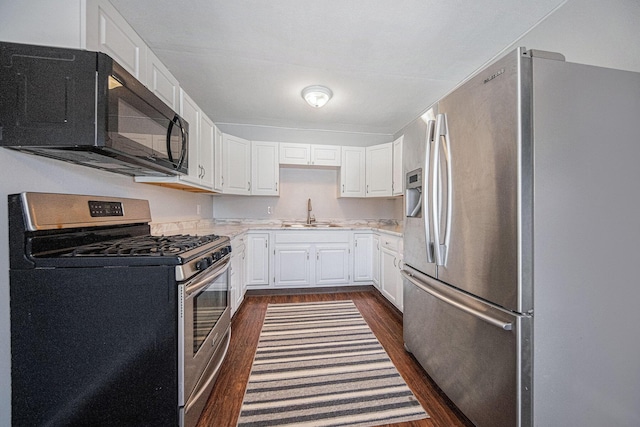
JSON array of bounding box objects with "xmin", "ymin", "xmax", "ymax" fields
[{"xmin": 65, "ymin": 234, "xmax": 221, "ymax": 257}]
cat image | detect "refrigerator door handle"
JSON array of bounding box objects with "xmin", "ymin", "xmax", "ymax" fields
[
  {"xmin": 424, "ymin": 119, "xmax": 435, "ymax": 263},
  {"xmin": 401, "ymin": 270, "xmax": 513, "ymax": 331},
  {"xmin": 432, "ymin": 113, "xmax": 453, "ymax": 266},
  {"xmin": 440, "ymin": 114, "xmax": 453, "ymax": 265}
]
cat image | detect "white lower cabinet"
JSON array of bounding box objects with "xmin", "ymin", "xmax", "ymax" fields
[
  {"xmin": 353, "ymin": 233, "xmax": 373, "ymax": 282},
  {"xmin": 273, "ymin": 231, "xmax": 351, "ymax": 288},
  {"xmin": 230, "ymin": 234, "xmax": 246, "ymax": 316},
  {"xmin": 372, "ymin": 234, "xmax": 381, "ymax": 288},
  {"xmin": 245, "ymin": 233, "xmax": 270, "ymax": 287},
  {"xmin": 274, "ymin": 245, "xmax": 312, "ymax": 287},
  {"xmin": 379, "ymin": 234, "xmax": 403, "ymax": 311},
  {"xmin": 315, "ymin": 244, "xmax": 350, "ymax": 285}
]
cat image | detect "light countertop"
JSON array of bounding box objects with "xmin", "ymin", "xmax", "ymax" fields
[{"xmin": 151, "ymin": 219, "xmax": 403, "ymax": 239}]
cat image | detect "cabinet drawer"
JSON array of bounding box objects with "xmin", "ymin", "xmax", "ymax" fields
[{"xmin": 380, "ymin": 235, "xmax": 400, "ymax": 252}]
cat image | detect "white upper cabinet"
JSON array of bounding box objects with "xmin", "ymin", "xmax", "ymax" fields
[
  {"xmin": 340, "ymin": 146, "xmax": 366, "ymax": 197},
  {"xmin": 251, "ymin": 141, "xmax": 279, "ymax": 196},
  {"xmin": 392, "ymin": 135, "xmax": 404, "ymax": 196},
  {"xmin": 366, "ymin": 142, "xmax": 393, "ymax": 197},
  {"xmin": 222, "ymin": 133, "xmax": 251, "ymax": 195},
  {"xmin": 280, "ymin": 143, "xmax": 341, "ymax": 166},
  {"xmin": 199, "ymin": 113, "xmax": 215, "ymax": 189},
  {"xmin": 279, "ymin": 143, "xmax": 310, "ymax": 165},
  {"xmin": 311, "ymin": 145, "xmax": 341, "ymax": 166},
  {"xmin": 146, "ymin": 49, "xmax": 179, "ymax": 110},
  {"xmin": 86, "ymin": 0, "xmax": 147, "ymax": 83},
  {"xmin": 213, "ymin": 126, "xmax": 224, "ymax": 192},
  {"xmin": 180, "ymin": 90, "xmax": 202, "ymax": 185}
]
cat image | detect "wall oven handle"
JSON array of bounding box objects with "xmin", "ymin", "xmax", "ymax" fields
[
  {"xmin": 184, "ymin": 329, "xmax": 231, "ymax": 413},
  {"xmin": 185, "ymin": 257, "xmax": 230, "ymax": 296},
  {"xmin": 401, "ymin": 270, "xmax": 513, "ymax": 331}
]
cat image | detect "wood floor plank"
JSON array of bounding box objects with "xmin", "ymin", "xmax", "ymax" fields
[{"xmin": 196, "ymin": 289, "xmax": 473, "ymax": 427}]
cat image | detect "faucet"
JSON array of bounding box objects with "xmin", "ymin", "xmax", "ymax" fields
[{"xmin": 306, "ymin": 198, "xmax": 315, "ymax": 225}]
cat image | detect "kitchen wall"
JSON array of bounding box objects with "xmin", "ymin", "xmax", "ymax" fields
[
  {"xmin": 213, "ymin": 167, "xmax": 402, "ymax": 221},
  {"xmin": 1, "ymin": 0, "xmax": 640, "ymax": 424}
]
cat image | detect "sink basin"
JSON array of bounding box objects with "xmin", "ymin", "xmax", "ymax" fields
[{"xmin": 283, "ymin": 223, "xmax": 341, "ymax": 228}]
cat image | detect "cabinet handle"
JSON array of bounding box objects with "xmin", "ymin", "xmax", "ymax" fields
[
  {"xmin": 248, "ymin": 181, "xmax": 251, "ymax": 191},
  {"xmin": 316, "ymin": 253, "xmax": 319, "ymax": 261},
  {"xmin": 367, "ymin": 184, "xmax": 369, "ymax": 193},
  {"xmin": 342, "ymin": 184, "xmax": 345, "ymax": 193},
  {"xmin": 275, "ymin": 182, "xmax": 278, "ymax": 191},
  {"xmin": 307, "ymin": 251, "xmax": 309, "ymax": 260},
  {"xmin": 202, "ymin": 166, "xmax": 206, "ymax": 179}
]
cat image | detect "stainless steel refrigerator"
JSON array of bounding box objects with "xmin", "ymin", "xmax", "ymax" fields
[{"xmin": 401, "ymin": 47, "xmax": 640, "ymax": 427}]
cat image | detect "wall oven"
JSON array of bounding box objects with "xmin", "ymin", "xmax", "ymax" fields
[
  {"xmin": 8, "ymin": 192, "xmax": 230, "ymax": 427},
  {"xmin": 0, "ymin": 41, "xmax": 188, "ymax": 177}
]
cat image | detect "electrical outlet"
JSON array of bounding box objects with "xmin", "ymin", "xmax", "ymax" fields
[{"xmin": 267, "ymin": 206, "xmax": 272, "ymax": 215}]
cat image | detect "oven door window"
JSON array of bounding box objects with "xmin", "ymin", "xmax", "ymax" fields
[{"xmin": 192, "ymin": 271, "xmax": 228, "ymax": 354}]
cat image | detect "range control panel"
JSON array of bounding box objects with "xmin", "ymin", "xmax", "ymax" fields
[{"xmin": 88, "ymin": 200, "xmax": 124, "ymax": 217}]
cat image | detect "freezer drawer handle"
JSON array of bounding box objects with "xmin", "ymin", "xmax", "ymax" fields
[{"xmin": 401, "ymin": 271, "xmax": 513, "ymax": 331}]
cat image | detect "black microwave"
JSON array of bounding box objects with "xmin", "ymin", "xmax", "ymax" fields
[{"xmin": 0, "ymin": 41, "xmax": 188, "ymax": 176}]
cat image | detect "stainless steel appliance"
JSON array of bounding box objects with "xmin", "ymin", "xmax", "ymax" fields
[
  {"xmin": 402, "ymin": 48, "xmax": 640, "ymax": 427},
  {"xmin": 8, "ymin": 192, "xmax": 230, "ymax": 427},
  {"xmin": 0, "ymin": 42, "xmax": 188, "ymax": 176}
]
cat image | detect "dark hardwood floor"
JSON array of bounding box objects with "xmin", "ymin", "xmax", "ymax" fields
[{"xmin": 196, "ymin": 289, "xmax": 474, "ymax": 427}]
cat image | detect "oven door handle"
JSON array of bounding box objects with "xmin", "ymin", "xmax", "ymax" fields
[{"xmin": 185, "ymin": 257, "xmax": 230, "ymax": 296}]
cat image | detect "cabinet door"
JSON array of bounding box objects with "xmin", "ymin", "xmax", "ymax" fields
[
  {"xmin": 86, "ymin": 0, "xmax": 147, "ymax": 82},
  {"xmin": 229, "ymin": 252, "xmax": 240, "ymax": 316},
  {"xmin": 372, "ymin": 234, "xmax": 380, "ymax": 288},
  {"xmin": 251, "ymin": 141, "xmax": 279, "ymax": 196},
  {"xmin": 366, "ymin": 142, "xmax": 393, "ymax": 197},
  {"xmin": 381, "ymin": 247, "xmax": 399, "ymax": 305},
  {"xmin": 180, "ymin": 89, "xmax": 201, "ymax": 184},
  {"xmin": 396, "ymin": 253, "xmax": 404, "ymax": 312},
  {"xmin": 222, "ymin": 133, "xmax": 251, "ymax": 195},
  {"xmin": 311, "ymin": 145, "xmax": 341, "ymax": 166},
  {"xmin": 246, "ymin": 233, "xmax": 270, "ymax": 287},
  {"xmin": 199, "ymin": 113, "xmax": 215, "ymax": 189},
  {"xmin": 275, "ymin": 245, "xmax": 312, "ymax": 286},
  {"xmin": 213, "ymin": 126, "xmax": 224, "ymax": 192},
  {"xmin": 340, "ymin": 146, "xmax": 366, "ymax": 197},
  {"xmin": 279, "ymin": 142, "xmax": 310, "ymax": 165},
  {"xmin": 353, "ymin": 233, "xmax": 373, "ymax": 282},
  {"xmin": 146, "ymin": 49, "xmax": 179, "ymax": 110},
  {"xmin": 392, "ymin": 135, "xmax": 404, "ymax": 196},
  {"xmin": 315, "ymin": 244, "xmax": 350, "ymax": 285}
]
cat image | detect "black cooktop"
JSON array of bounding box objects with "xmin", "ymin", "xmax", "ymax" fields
[{"xmin": 64, "ymin": 234, "xmax": 222, "ymax": 257}]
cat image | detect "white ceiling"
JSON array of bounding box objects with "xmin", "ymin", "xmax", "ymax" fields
[{"xmin": 109, "ymin": 0, "xmax": 566, "ymax": 136}]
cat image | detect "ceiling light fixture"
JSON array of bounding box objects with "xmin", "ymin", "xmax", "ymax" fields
[{"xmin": 301, "ymin": 85, "xmax": 333, "ymax": 108}]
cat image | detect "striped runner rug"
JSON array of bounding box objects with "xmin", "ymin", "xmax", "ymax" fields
[{"xmin": 237, "ymin": 300, "xmax": 429, "ymax": 427}]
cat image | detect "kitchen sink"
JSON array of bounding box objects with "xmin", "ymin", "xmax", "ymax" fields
[{"xmin": 282, "ymin": 223, "xmax": 341, "ymax": 228}]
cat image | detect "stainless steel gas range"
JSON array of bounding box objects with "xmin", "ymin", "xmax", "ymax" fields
[{"xmin": 8, "ymin": 192, "xmax": 231, "ymax": 427}]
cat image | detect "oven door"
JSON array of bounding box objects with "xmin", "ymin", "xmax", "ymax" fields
[{"xmin": 179, "ymin": 257, "xmax": 231, "ymax": 408}]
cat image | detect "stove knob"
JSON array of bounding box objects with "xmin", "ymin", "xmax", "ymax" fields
[
  {"xmin": 196, "ymin": 257, "xmax": 213, "ymax": 271},
  {"xmin": 212, "ymin": 251, "xmax": 221, "ymax": 261}
]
